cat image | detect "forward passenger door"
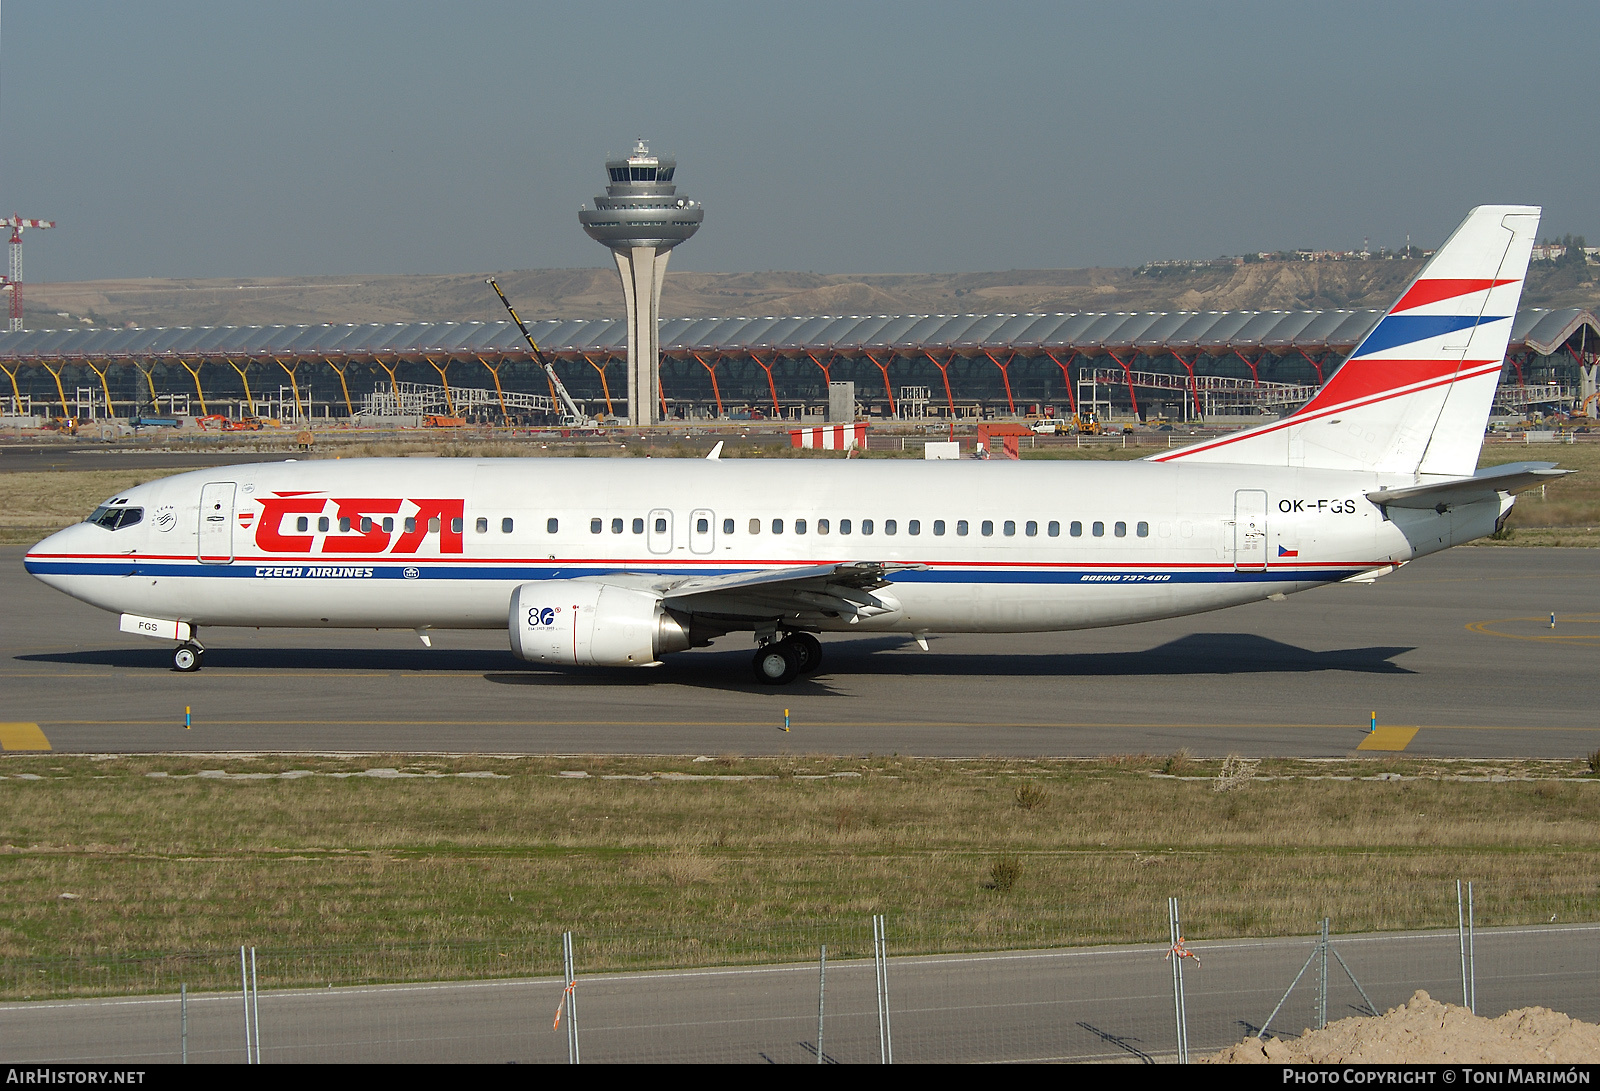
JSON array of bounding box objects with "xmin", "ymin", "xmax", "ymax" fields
[{"xmin": 197, "ymin": 482, "xmax": 236, "ymax": 564}]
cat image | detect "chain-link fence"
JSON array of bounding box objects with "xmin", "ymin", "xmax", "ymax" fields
[{"xmin": 2, "ymin": 905, "xmax": 1595, "ymax": 1063}]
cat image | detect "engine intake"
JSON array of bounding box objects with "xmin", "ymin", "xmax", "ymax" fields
[{"xmin": 509, "ymin": 580, "xmax": 692, "ymax": 667}]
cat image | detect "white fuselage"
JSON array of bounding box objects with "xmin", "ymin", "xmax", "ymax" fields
[{"xmin": 24, "ymin": 456, "xmax": 1505, "ymax": 638}]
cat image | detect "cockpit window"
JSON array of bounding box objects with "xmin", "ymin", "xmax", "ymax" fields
[{"xmin": 87, "ymin": 505, "xmax": 144, "ymax": 530}]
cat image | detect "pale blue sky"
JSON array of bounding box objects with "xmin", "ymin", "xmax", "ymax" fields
[{"xmin": 2, "ymin": 1, "xmax": 1595, "ymax": 281}]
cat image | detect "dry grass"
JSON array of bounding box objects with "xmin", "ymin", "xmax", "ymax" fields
[
  {"xmin": 0, "ymin": 753, "xmax": 1595, "ymax": 992},
  {"xmin": 1477, "ymin": 440, "xmax": 1600, "ymax": 537},
  {"xmin": 0, "ymin": 469, "xmax": 179, "ymax": 543}
]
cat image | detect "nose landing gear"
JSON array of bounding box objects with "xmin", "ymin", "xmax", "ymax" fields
[
  {"xmin": 751, "ymin": 632, "xmax": 822, "ymax": 685},
  {"xmin": 172, "ymin": 641, "xmax": 205, "ymax": 673}
]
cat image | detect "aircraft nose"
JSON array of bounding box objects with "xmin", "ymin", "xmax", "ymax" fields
[{"xmin": 24, "ymin": 524, "xmax": 86, "ymax": 584}]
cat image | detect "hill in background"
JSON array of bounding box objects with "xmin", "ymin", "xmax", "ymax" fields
[{"xmin": 22, "ymin": 260, "xmax": 1600, "ymax": 330}]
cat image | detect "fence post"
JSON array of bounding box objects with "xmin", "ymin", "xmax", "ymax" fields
[
  {"xmin": 561, "ymin": 931, "xmax": 581, "ymax": 1064},
  {"xmin": 180, "ymin": 982, "xmax": 187, "ymax": 1065},
  {"xmin": 239, "ymin": 946, "xmax": 253, "ymax": 1064},
  {"xmin": 1467, "ymin": 881, "xmax": 1477, "ymax": 1014},
  {"xmin": 250, "ymin": 947, "xmax": 262, "ymax": 1064},
  {"xmin": 816, "ymin": 944, "xmax": 827, "ymax": 1064},
  {"xmin": 873, "ymin": 915, "xmax": 894, "ymax": 1063},
  {"xmin": 1167, "ymin": 897, "xmax": 1190, "ymax": 1063},
  {"xmin": 1457, "ymin": 880, "xmax": 1469, "ymax": 1009},
  {"xmin": 1317, "ymin": 918, "xmax": 1329, "ymax": 1031}
]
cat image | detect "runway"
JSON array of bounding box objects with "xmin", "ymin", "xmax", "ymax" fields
[{"xmin": 2, "ymin": 544, "xmax": 1596, "ymax": 758}]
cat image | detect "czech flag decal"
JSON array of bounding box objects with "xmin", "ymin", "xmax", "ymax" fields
[{"xmin": 1277, "ymin": 545, "xmax": 1299, "ymax": 558}]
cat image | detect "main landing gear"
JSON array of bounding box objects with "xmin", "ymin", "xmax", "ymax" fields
[
  {"xmin": 751, "ymin": 632, "xmax": 822, "ymax": 685},
  {"xmin": 172, "ymin": 641, "xmax": 205, "ymax": 673}
]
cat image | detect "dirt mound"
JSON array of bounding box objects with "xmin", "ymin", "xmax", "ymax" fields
[{"xmin": 1203, "ymin": 990, "xmax": 1600, "ymax": 1064}]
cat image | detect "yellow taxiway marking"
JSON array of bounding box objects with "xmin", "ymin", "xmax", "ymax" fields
[
  {"xmin": 0, "ymin": 722, "xmax": 52, "ymax": 751},
  {"xmin": 1357, "ymin": 727, "xmax": 1419, "ymax": 752},
  {"xmin": 1466, "ymin": 613, "xmax": 1600, "ymax": 647}
]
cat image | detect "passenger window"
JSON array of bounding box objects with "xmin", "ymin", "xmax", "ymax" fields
[
  {"xmin": 723, "ymin": 518, "xmax": 734, "ymax": 534},
  {"xmin": 796, "ymin": 519, "xmax": 807, "ymax": 535},
  {"xmin": 360, "ymin": 517, "xmax": 372, "ymax": 533},
  {"xmin": 885, "ymin": 519, "xmax": 897, "ymax": 535},
  {"xmin": 933, "ymin": 520, "xmax": 945, "ymax": 536},
  {"xmin": 547, "ymin": 518, "xmax": 559, "ymax": 534},
  {"xmin": 450, "ymin": 518, "xmax": 463, "ymax": 534},
  {"xmin": 429, "ymin": 517, "xmax": 441, "ymax": 533},
  {"xmin": 611, "ymin": 518, "xmax": 623, "ymax": 534},
  {"xmin": 476, "ymin": 517, "xmax": 488, "ymax": 533},
  {"xmin": 1025, "ymin": 521, "xmax": 1038, "ymax": 537},
  {"xmin": 318, "ymin": 516, "xmax": 329, "ymax": 532},
  {"xmin": 1070, "ymin": 521, "xmax": 1082, "ymax": 537},
  {"xmin": 980, "ymin": 520, "xmax": 992, "ymax": 537},
  {"xmin": 405, "ymin": 517, "xmax": 416, "ymax": 533},
  {"xmin": 772, "ymin": 518, "xmax": 784, "ymax": 534},
  {"xmin": 817, "ymin": 519, "xmax": 830, "ymax": 535},
  {"xmin": 1137, "ymin": 521, "xmax": 1150, "ymax": 538},
  {"xmin": 1093, "ymin": 521, "xmax": 1105, "ymax": 537},
  {"xmin": 696, "ymin": 518, "xmax": 709, "ymax": 534},
  {"xmin": 957, "ymin": 520, "xmax": 969, "ymax": 536},
  {"xmin": 634, "ymin": 518, "xmax": 645, "ymax": 534},
  {"xmin": 654, "ymin": 517, "xmax": 667, "ymax": 533},
  {"xmin": 340, "ymin": 517, "xmax": 352, "ymax": 533},
  {"xmin": 1003, "ymin": 520, "xmax": 1016, "ymax": 537},
  {"xmin": 909, "ymin": 520, "xmax": 921, "ymax": 536},
  {"xmin": 840, "ymin": 519, "xmax": 851, "ymax": 535},
  {"xmin": 1114, "ymin": 521, "xmax": 1127, "ymax": 538},
  {"xmin": 383, "ymin": 517, "xmax": 394, "ymax": 533},
  {"xmin": 502, "ymin": 518, "xmax": 514, "ymax": 533},
  {"xmin": 749, "ymin": 518, "xmax": 761, "ymax": 534},
  {"xmin": 1048, "ymin": 521, "xmax": 1060, "ymax": 537},
  {"xmin": 296, "ymin": 516, "xmax": 309, "ymax": 533},
  {"xmin": 861, "ymin": 519, "xmax": 873, "ymax": 536},
  {"xmin": 591, "ymin": 518, "xmax": 602, "ymax": 534}
]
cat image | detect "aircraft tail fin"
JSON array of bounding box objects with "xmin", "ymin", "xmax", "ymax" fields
[{"xmin": 1153, "ymin": 204, "xmax": 1540, "ymax": 475}]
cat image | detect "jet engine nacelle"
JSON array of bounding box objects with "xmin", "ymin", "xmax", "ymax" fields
[{"xmin": 508, "ymin": 580, "xmax": 692, "ymax": 667}]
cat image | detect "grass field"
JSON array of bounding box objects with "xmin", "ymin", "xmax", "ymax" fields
[{"xmin": 0, "ymin": 752, "xmax": 1595, "ymax": 995}]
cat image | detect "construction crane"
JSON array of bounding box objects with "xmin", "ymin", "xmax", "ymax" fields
[
  {"xmin": 0, "ymin": 216, "xmax": 56, "ymax": 332},
  {"xmin": 486, "ymin": 278, "xmax": 593, "ymax": 426}
]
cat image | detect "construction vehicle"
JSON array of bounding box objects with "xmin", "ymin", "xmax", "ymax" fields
[
  {"xmin": 224, "ymin": 417, "xmax": 263, "ymax": 432},
  {"xmin": 424, "ymin": 415, "xmax": 467, "ymax": 428},
  {"xmin": 487, "ymin": 278, "xmax": 594, "ymax": 427},
  {"xmin": 1072, "ymin": 410, "xmax": 1103, "ymax": 435}
]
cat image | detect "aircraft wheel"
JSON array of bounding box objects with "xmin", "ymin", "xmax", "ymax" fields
[
  {"xmin": 789, "ymin": 632, "xmax": 823, "ymax": 674},
  {"xmin": 752, "ymin": 642, "xmax": 801, "ymax": 685},
  {"xmin": 173, "ymin": 643, "xmax": 202, "ymax": 673}
]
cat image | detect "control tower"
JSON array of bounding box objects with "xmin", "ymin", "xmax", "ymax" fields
[{"xmin": 579, "ymin": 140, "xmax": 703, "ymax": 425}]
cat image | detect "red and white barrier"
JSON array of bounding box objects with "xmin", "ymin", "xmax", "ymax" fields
[{"xmin": 790, "ymin": 423, "xmax": 868, "ymax": 450}]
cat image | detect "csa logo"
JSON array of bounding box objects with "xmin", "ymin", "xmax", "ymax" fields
[{"xmin": 153, "ymin": 505, "xmax": 177, "ymax": 532}]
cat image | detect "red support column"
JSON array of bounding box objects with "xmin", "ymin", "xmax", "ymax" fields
[
  {"xmin": 752, "ymin": 352, "xmax": 781, "ymax": 417},
  {"xmin": 1170, "ymin": 351, "xmax": 1203, "ymax": 419},
  {"xmin": 923, "ymin": 350, "xmax": 957, "ymax": 417},
  {"xmin": 1232, "ymin": 349, "xmax": 1261, "ymax": 387},
  {"xmin": 1103, "ymin": 349, "xmax": 1141, "ymax": 418},
  {"xmin": 982, "ymin": 350, "xmax": 1018, "ymax": 415},
  {"xmin": 862, "ymin": 351, "xmax": 897, "ymax": 416},
  {"xmin": 1508, "ymin": 353, "xmax": 1527, "ymax": 387},
  {"xmin": 690, "ymin": 351, "xmax": 724, "ymax": 417},
  {"xmin": 1042, "ymin": 349, "xmax": 1079, "ymax": 414},
  {"xmin": 1294, "ymin": 347, "xmax": 1325, "ymax": 384}
]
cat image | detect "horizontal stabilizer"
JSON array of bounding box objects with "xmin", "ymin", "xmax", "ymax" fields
[{"xmin": 1365, "ymin": 461, "xmax": 1572, "ymax": 510}]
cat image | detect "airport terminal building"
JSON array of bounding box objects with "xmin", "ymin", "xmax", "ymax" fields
[{"xmin": 0, "ymin": 305, "xmax": 1595, "ymax": 426}]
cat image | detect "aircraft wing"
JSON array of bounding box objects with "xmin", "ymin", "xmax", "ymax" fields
[
  {"xmin": 1366, "ymin": 462, "xmax": 1573, "ymax": 511},
  {"xmin": 587, "ymin": 561, "xmax": 926, "ymax": 624}
]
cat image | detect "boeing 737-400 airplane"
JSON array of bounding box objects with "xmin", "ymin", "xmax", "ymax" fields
[{"xmin": 25, "ymin": 205, "xmax": 1572, "ymax": 684}]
